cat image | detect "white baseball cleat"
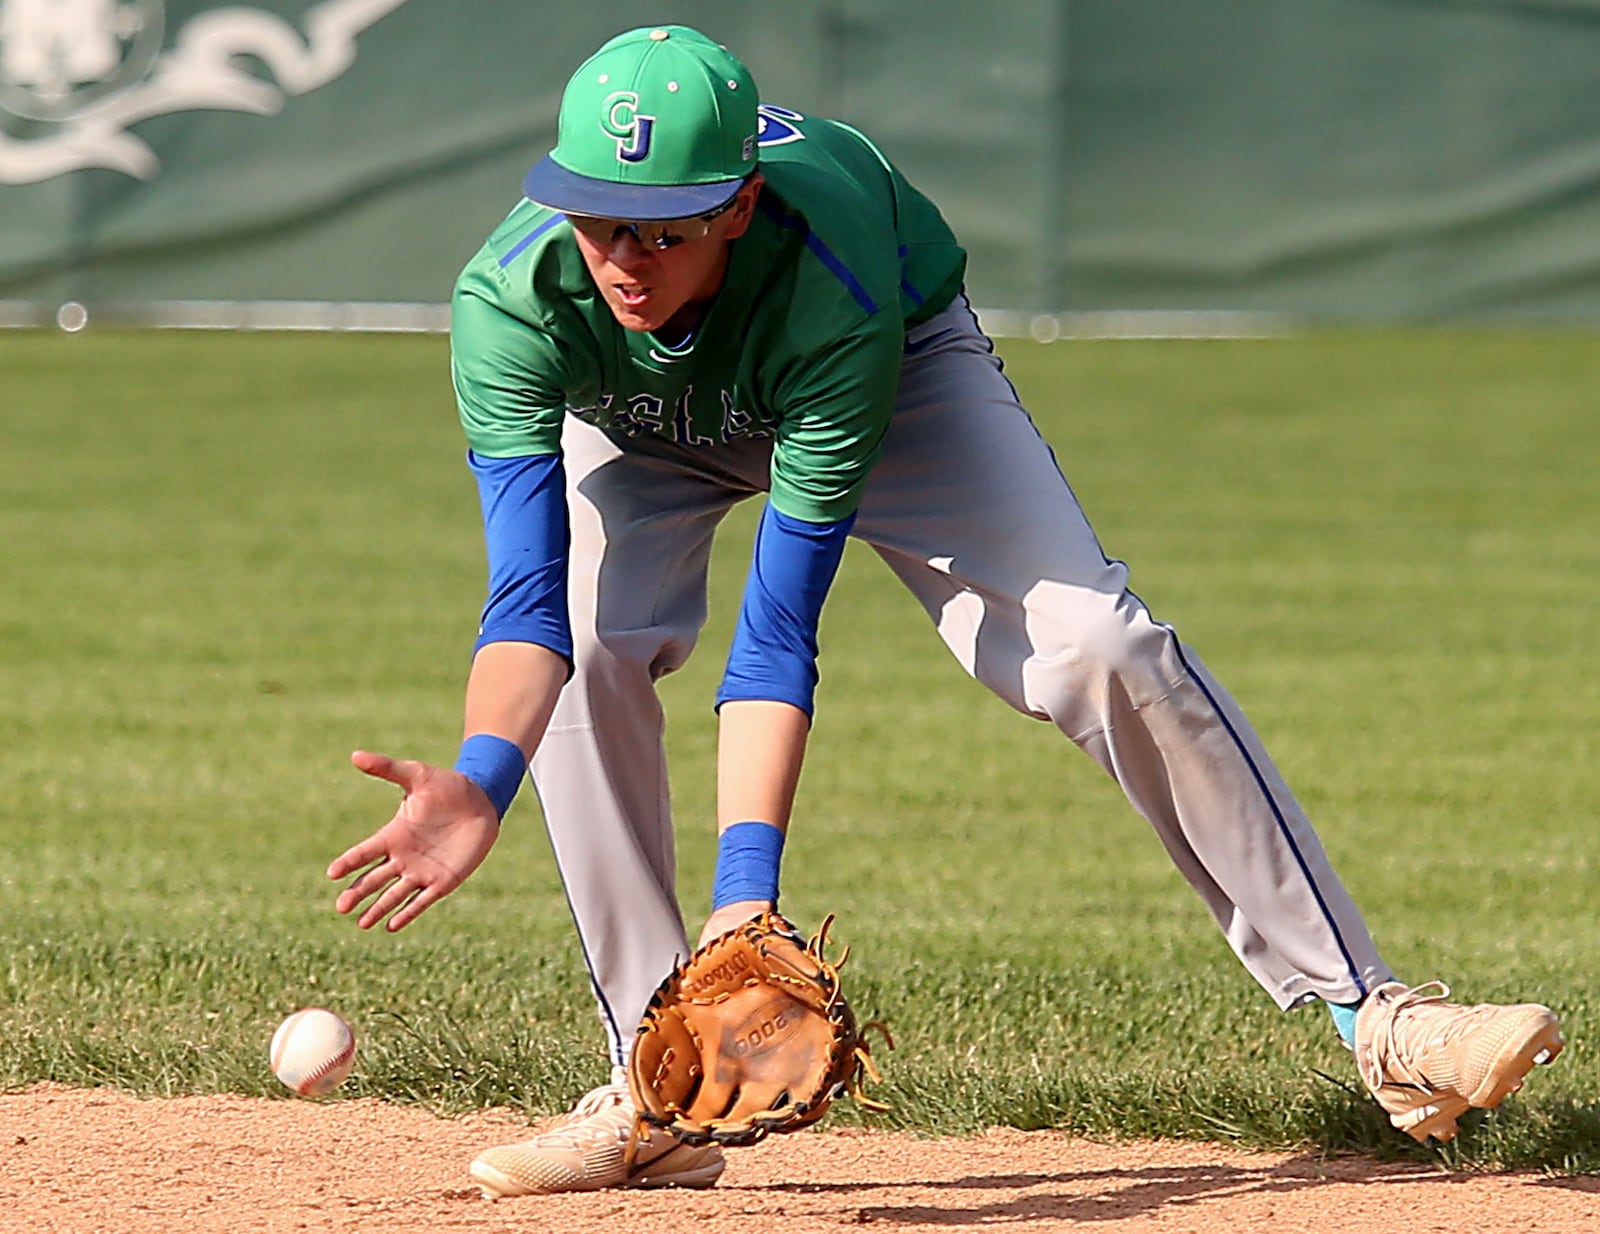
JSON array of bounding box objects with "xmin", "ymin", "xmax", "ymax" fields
[
  {"xmin": 470, "ymin": 1074, "xmax": 725, "ymax": 1197},
  {"xmin": 1353, "ymin": 981, "xmax": 1564, "ymax": 1143}
]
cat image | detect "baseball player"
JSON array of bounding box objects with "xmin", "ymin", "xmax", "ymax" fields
[{"xmin": 327, "ymin": 25, "xmax": 1564, "ymax": 1197}]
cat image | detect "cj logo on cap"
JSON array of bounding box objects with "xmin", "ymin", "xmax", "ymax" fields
[{"xmin": 601, "ymin": 90, "xmax": 654, "ymax": 163}]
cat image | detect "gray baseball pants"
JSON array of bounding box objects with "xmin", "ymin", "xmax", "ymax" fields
[{"xmin": 529, "ymin": 295, "xmax": 1393, "ymax": 1065}]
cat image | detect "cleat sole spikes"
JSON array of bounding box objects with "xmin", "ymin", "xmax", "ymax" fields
[{"xmin": 1467, "ymin": 1019, "xmax": 1564, "ymax": 1110}]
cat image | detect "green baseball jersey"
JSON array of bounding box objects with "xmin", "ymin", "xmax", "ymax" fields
[{"xmin": 451, "ymin": 106, "xmax": 967, "ymax": 523}]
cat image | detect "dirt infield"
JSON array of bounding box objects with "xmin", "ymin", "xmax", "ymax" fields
[{"xmin": 4, "ymin": 1084, "xmax": 1598, "ymax": 1233}]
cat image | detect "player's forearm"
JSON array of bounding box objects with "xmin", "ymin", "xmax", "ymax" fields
[
  {"xmin": 716, "ymin": 504, "xmax": 853, "ymax": 716},
  {"xmin": 713, "ymin": 504, "xmax": 848, "ymax": 831},
  {"xmin": 463, "ymin": 640, "xmax": 569, "ymax": 757},
  {"xmin": 716, "ymin": 698, "xmax": 810, "ymax": 832}
]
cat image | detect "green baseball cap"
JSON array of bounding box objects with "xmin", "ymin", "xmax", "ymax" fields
[{"xmin": 523, "ymin": 26, "xmax": 759, "ymax": 221}]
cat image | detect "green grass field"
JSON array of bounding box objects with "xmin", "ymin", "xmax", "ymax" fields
[{"xmin": 3, "ymin": 328, "xmax": 1596, "ymax": 1170}]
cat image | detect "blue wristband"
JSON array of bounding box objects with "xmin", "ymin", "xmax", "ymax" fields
[
  {"xmin": 711, "ymin": 821, "xmax": 785, "ymax": 910},
  {"xmin": 453, "ymin": 733, "xmax": 527, "ymax": 821}
]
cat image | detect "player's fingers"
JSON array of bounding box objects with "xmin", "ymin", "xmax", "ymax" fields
[
  {"xmin": 333, "ymin": 859, "xmax": 399, "ymax": 914},
  {"xmin": 356, "ymin": 877, "xmax": 417, "ymax": 931},
  {"xmin": 326, "ymin": 834, "xmax": 389, "ymax": 881},
  {"xmin": 350, "ymin": 749, "xmax": 425, "ymax": 790},
  {"xmin": 384, "ymin": 884, "xmax": 445, "ymax": 933}
]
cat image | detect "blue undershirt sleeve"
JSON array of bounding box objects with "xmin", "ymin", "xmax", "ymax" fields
[
  {"xmin": 467, "ymin": 450, "xmax": 573, "ymax": 667},
  {"xmin": 716, "ymin": 503, "xmax": 855, "ymax": 718}
]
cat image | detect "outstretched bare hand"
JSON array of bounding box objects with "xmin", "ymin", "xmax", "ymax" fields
[{"xmin": 327, "ymin": 750, "xmax": 502, "ymax": 932}]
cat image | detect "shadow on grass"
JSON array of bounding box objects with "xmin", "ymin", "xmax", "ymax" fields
[
  {"xmin": 1251, "ymin": 1072, "xmax": 1600, "ymax": 1174},
  {"xmin": 748, "ymin": 1149, "xmax": 1595, "ymax": 1226}
]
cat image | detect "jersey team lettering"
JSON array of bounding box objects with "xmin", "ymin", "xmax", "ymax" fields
[{"xmin": 568, "ymin": 386, "xmax": 770, "ymax": 445}]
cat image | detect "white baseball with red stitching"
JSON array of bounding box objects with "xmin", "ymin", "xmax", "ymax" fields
[{"xmin": 269, "ymin": 1008, "xmax": 356, "ymax": 1097}]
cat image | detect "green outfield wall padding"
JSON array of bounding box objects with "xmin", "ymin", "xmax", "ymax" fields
[{"xmin": 3, "ymin": 0, "xmax": 1600, "ymax": 320}]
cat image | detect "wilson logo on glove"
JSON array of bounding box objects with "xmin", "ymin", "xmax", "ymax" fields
[{"xmin": 686, "ymin": 952, "xmax": 753, "ymax": 994}]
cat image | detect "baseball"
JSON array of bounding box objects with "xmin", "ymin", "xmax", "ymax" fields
[{"xmin": 269, "ymin": 1007, "xmax": 356, "ymax": 1097}]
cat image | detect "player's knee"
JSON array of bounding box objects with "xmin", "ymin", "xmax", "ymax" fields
[
  {"xmin": 1019, "ymin": 594, "xmax": 1185, "ymax": 729},
  {"xmin": 570, "ymin": 621, "xmax": 697, "ymax": 685}
]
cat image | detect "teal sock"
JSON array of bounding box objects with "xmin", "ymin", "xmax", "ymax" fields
[{"xmin": 1328, "ymin": 999, "xmax": 1363, "ymax": 1046}]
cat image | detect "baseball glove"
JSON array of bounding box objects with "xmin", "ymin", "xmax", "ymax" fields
[{"xmin": 627, "ymin": 911, "xmax": 889, "ymax": 1149}]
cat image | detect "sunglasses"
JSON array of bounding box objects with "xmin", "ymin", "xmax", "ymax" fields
[{"xmin": 565, "ymin": 193, "xmax": 741, "ymax": 252}]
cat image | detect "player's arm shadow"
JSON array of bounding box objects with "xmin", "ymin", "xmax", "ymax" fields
[{"xmin": 753, "ymin": 1154, "xmax": 1541, "ymax": 1226}]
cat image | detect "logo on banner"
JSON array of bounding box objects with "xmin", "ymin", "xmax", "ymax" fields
[{"xmin": 0, "ymin": 0, "xmax": 408, "ymax": 184}]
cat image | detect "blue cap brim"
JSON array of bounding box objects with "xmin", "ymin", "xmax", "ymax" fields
[{"xmin": 523, "ymin": 156, "xmax": 743, "ymax": 221}]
